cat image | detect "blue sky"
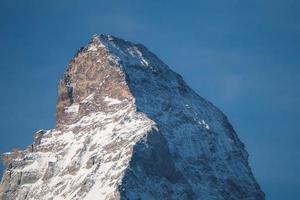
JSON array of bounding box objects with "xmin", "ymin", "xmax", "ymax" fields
[{"xmin": 0, "ymin": 0, "xmax": 299, "ymax": 199}]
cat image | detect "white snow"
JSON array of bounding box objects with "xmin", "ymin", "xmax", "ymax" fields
[
  {"xmin": 87, "ymin": 45, "xmax": 98, "ymax": 52},
  {"xmin": 103, "ymin": 96, "xmax": 122, "ymax": 106},
  {"xmin": 87, "ymin": 39, "xmax": 105, "ymax": 52},
  {"xmin": 81, "ymin": 93, "xmax": 95, "ymax": 103},
  {"xmin": 98, "ymin": 35, "xmax": 155, "ymax": 70},
  {"xmin": 65, "ymin": 104, "xmax": 79, "ymax": 113},
  {"xmin": 128, "ymin": 47, "xmax": 149, "ymax": 66},
  {"xmin": 202, "ymin": 120, "xmax": 210, "ymax": 130}
]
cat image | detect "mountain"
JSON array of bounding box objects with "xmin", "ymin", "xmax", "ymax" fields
[{"xmin": 0, "ymin": 34, "xmax": 264, "ymax": 200}]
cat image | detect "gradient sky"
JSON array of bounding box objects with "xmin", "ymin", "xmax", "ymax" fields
[{"xmin": 0, "ymin": 0, "xmax": 299, "ymax": 199}]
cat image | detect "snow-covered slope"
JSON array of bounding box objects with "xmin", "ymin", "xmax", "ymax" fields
[{"xmin": 0, "ymin": 34, "xmax": 264, "ymax": 200}]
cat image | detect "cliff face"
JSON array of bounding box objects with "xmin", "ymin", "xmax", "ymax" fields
[{"xmin": 0, "ymin": 34, "xmax": 264, "ymax": 200}]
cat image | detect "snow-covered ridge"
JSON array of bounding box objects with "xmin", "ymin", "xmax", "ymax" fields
[{"xmin": 90, "ymin": 34, "xmax": 162, "ymax": 73}]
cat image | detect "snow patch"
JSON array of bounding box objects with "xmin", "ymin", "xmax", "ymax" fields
[
  {"xmin": 65, "ymin": 104, "xmax": 79, "ymax": 113},
  {"xmin": 81, "ymin": 94, "xmax": 95, "ymax": 103},
  {"xmin": 128, "ymin": 47, "xmax": 149, "ymax": 66},
  {"xmin": 87, "ymin": 45, "xmax": 98, "ymax": 52},
  {"xmin": 103, "ymin": 96, "xmax": 122, "ymax": 106},
  {"xmin": 198, "ymin": 119, "xmax": 210, "ymax": 130}
]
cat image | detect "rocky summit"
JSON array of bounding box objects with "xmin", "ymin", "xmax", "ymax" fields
[{"xmin": 0, "ymin": 34, "xmax": 264, "ymax": 200}]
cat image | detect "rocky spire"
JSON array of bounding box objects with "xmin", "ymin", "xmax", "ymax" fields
[{"xmin": 56, "ymin": 34, "xmax": 133, "ymax": 127}]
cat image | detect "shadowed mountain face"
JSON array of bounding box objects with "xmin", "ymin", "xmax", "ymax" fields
[{"xmin": 0, "ymin": 34, "xmax": 264, "ymax": 200}]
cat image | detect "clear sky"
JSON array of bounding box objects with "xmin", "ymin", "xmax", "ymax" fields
[{"xmin": 0, "ymin": 0, "xmax": 299, "ymax": 199}]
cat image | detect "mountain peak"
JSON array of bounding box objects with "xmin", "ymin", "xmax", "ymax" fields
[
  {"xmin": 89, "ymin": 34, "xmax": 115, "ymax": 47},
  {"xmin": 56, "ymin": 34, "xmax": 171, "ymax": 127},
  {"xmin": 0, "ymin": 35, "xmax": 264, "ymax": 200}
]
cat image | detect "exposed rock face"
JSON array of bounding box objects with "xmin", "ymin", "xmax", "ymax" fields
[{"xmin": 0, "ymin": 34, "xmax": 264, "ymax": 200}]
